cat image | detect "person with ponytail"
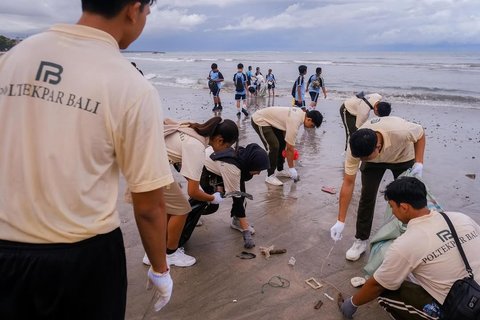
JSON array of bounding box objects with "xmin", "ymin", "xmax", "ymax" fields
[{"xmin": 127, "ymin": 116, "xmax": 239, "ymax": 268}]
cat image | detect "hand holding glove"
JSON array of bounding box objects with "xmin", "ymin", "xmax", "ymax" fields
[
  {"xmin": 210, "ymin": 192, "xmax": 224, "ymax": 205},
  {"xmin": 147, "ymin": 267, "xmax": 173, "ymax": 312},
  {"xmin": 242, "ymin": 230, "xmax": 255, "ymax": 249},
  {"xmin": 330, "ymin": 220, "xmax": 345, "ymax": 241},
  {"xmin": 339, "ymin": 296, "xmax": 358, "ymax": 319},
  {"xmin": 288, "ymin": 167, "xmax": 298, "ymax": 180},
  {"xmin": 410, "ymin": 162, "xmax": 423, "ymax": 177}
]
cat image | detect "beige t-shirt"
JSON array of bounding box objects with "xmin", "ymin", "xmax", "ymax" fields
[
  {"xmin": 0, "ymin": 24, "xmax": 173, "ymax": 243},
  {"xmin": 252, "ymin": 106, "xmax": 305, "ymax": 146},
  {"xmin": 165, "ymin": 131, "xmax": 207, "ymax": 181},
  {"xmin": 344, "ymin": 116, "xmax": 424, "ymax": 175},
  {"xmin": 204, "ymin": 146, "xmax": 241, "ymax": 193},
  {"xmin": 344, "ymin": 93, "xmax": 382, "ymax": 128},
  {"xmin": 374, "ymin": 211, "xmax": 480, "ymax": 304}
]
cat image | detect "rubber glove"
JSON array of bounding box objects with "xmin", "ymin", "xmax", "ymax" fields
[
  {"xmin": 339, "ymin": 296, "xmax": 358, "ymax": 319},
  {"xmin": 242, "ymin": 230, "xmax": 255, "ymax": 249},
  {"xmin": 147, "ymin": 267, "xmax": 173, "ymax": 312},
  {"xmin": 330, "ymin": 220, "xmax": 345, "ymax": 241},
  {"xmin": 410, "ymin": 162, "xmax": 423, "ymax": 177},
  {"xmin": 210, "ymin": 192, "xmax": 224, "ymax": 205},
  {"xmin": 288, "ymin": 167, "xmax": 298, "ymax": 180}
]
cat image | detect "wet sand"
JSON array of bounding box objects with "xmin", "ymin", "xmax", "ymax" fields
[{"xmin": 120, "ymin": 86, "xmax": 480, "ymax": 320}]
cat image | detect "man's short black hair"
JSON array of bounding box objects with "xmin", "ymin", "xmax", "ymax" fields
[
  {"xmin": 316, "ymin": 67, "xmax": 322, "ymax": 74},
  {"xmin": 377, "ymin": 102, "xmax": 391, "ymax": 117},
  {"xmin": 349, "ymin": 128, "xmax": 377, "ymax": 158},
  {"xmin": 237, "ymin": 63, "xmax": 243, "ymax": 69},
  {"xmin": 299, "ymin": 65, "xmax": 307, "ymax": 75},
  {"xmin": 383, "ymin": 177, "xmax": 428, "ymax": 209},
  {"xmin": 82, "ymin": 0, "xmax": 155, "ymax": 18},
  {"xmin": 211, "ymin": 63, "xmax": 218, "ymax": 69},
  {"xmin": 306, "ymin": 110, "xmax": 323, "ymax": 128}
]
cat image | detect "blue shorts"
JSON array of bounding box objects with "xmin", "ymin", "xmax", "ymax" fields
[
  {"xmin": 235, "ymin": 93, "xmax": 246, "ymax": 100},
  {"xmin": 309, "ymin": 91, "xmax": 319, "ymax": 103}
]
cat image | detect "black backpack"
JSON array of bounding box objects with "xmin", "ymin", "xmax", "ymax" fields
[
  {"xmin": 291, "ymin": 76, "xmax": 303, "ymax": 97},
  {"xmin": 234, "ymin": 73, "xmax": 246, "ymax": 92}
]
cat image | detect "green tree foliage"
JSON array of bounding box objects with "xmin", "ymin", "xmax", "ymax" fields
[{"xmin": 0, "ymin": 35, "xmax": 19, "ymax": 51}]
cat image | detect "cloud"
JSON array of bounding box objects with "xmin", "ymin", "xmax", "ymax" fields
[
  {"xmin": 145, "ymin": 8, "xmax": 207, "ymax": 33},
  {"xmin": 154, "ymin": 0, "xmax": 244, "ymax": 8}
]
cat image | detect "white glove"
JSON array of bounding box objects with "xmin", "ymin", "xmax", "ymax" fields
[
  {"xmin": 330, "ymin": 220, "xmax": 345, "ymax": 241},
  {"xmin": 410, "ymin": 162, "xmax": 423, "ymax": 177},
  {"xmin": 210, "ymin": 192, "xmax": 224, "ymax": 205},
  {"xmin": 147, "ymin": 267, "xmax": 173, "ymax": 312},
  {"xmin": 288, "ymin": 167, "xmax": 298, "ymax": 180}
]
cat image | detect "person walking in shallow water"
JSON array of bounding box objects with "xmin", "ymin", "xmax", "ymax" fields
[
  {"xmin": 307, "ymin": 67, "xmax": 327, "ymax": 109},
  {"xmin": 208, "ymin": 63, "xmax": 224, "ymax": 112},
  {"xmin": 0, "ymin": 0, "xmax": 174, "ymax": 318},
  {"xmin": 266, "ymin": 68, "xmax": 276, "ymax": 97},
  {"xmin": 233, "ymin": 63, "xmax": 249, "ymax": 117},
  {"xmin": 293, "ymin": 65, "xmax": 308, "ymax": 109}
]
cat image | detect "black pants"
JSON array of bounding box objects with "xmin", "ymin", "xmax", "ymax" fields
[
  {"xmin": 356, "ymin": 160, "xmax": 415, "ymax": 240},
  {"xmin": 251, "ymin": 120, "xmax": 286, "ymax": 176},
  {"xmin": 378, "ymin": 281, "xmax": 438, "ymax": 319},
  {"xmin": 340, "ymin": 104, "xmax": 357, "ymax": 151},
  {"xmin": 0, "ymin": 228, "xmax": 127, "ymax": 320}
]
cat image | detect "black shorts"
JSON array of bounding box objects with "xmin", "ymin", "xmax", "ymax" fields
[
  {"xmin": 0, "ymin": 228, "xmax": 127, "ymax": 320},
  {"xmin": 309, "ymin": 91, "xmax": 320, "ymax": 103},
  {"xmin": 211, "ymin": 87, "xmax": 221, "ymax": 97},
  {"xmin": 267, "ymin": 82, "xmax": 275, "ymax": 89},
  {"xmin": 235, "ymin": 93, "xmax": 246, "ymax": 100}
]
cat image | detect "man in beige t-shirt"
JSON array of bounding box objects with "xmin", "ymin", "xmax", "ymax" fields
[
  {"xmin": 339, "ymin": 177, "xmax": 480, "ymax": 319},
  {"xmin": 0, "ymin": 1, "xmax": 173, "ymax": 318},
  {"xmin": 251, "ymin": 106, "xmax": 323, "ymax": 186},
  {"xmin": 330, "ymin": 116, "xmax": 426, "ymax": 261}
]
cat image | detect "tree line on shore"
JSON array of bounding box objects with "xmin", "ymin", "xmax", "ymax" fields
[{"xmin": 1, "ymin": 35, "xmax": 21, "ymax": 51}]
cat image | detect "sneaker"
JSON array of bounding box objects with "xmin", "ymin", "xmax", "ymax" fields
[
  {"xmin": 346, "ymin": 239, "xmax": 368, "ymax": 261},
  {"xmin": 217, "ymin": 105, "xmax": 223, "ymax": 111},
  {"xmin": 276, "ymin": 169, "xmax": 291, "ymax": 178},
  {"xmin": 236, "ymin": 112, "xmax": 241, "ymax": 117},
  {"xmin": 265, "ymin": 174, "xmax": 283, "ymax": 186},
  {"xmin": 230, "ymin": 217, "xmax": 255, "ymax": 234},
  {"xmin": 212, "ymin": 106, "xmax": 218, "ymax": 112},
  {"xmin": 167, "ymin": 247, "xmax": 196, "ymax": 267},
  {"xmin": 142, "ymin": 253, "xmax": 151, "ymax": 266},
  {"xmin": 241, "ymin": 108, "xmax": 249, "ymax": 116}
]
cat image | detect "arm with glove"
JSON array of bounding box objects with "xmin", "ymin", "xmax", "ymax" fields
[
  {"xmin": 284, "ymin": 143, "xmax": 299, "ymax": 181},
  {"xmin": 330, "ymin": 173, "xmax": 356, "ymax": 241},
  {"xmin": 411, "ymin": 131, "xmax": 426, "ymax": 177},
  {"xmin": 338, "ymin": 276, "xmax": 385, "ymax": 318}
]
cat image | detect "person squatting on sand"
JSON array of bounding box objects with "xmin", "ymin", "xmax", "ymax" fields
[
  {"xmin": 203, "ymin": 143, "xmax": 270, "ymax": 248},
  {"xmin": 127, "ymin": 117, "xmax": 239, "ymax": 268},
  {"xmin": 306, "ymin": 67, "xmax": 327, "ymax": 109},
  {"xmin": 251, "ymin": 107, "xmax": 323, "ymax": 186},
  {"xmin": 0, "ymin": 0, "xmax": 175, "ymax": 317},
  {"xmin": 208, "ymin": 63, "xmax": 224, "ymax": 112},
  {"xmin": 233, "ymin": 63, "xmax": 249, "ymax": 117},
  {"xmin": 330, "ymin": 116, "xmax": 426, "ymax": 261},
  {"xmin": 340, "ymin": 92, "xmax": 389, "ymax": 150},
  {"xmin": 339, "ymin": 177, "xmax": 480, "ymax": 320}
]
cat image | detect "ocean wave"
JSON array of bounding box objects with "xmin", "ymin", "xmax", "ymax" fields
[{"xmin": 293, "ymin": 60, "xmax": 333, "ymax": 65}]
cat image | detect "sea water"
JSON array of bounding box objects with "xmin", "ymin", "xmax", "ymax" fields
[{"xmin": 124, "ymin": 51, "xmax": 480, "ymax": 110}]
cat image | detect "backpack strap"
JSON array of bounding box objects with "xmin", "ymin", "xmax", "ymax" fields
[
  {"xmin": 362, "ymin": 97, "xmax": 374, "ymax": 110},
  {"xmin": 439, "ymin": 211, "xmax": 474, "ymax": 278}
]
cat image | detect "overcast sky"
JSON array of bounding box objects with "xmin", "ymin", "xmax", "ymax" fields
[{"xmin": 1, "ymin": 0, "xmax": 479, "ymax": 51}]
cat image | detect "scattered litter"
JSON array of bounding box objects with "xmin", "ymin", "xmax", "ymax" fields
[
  {"xmin": 305, "ymin": 277, "xmax": 323, "ymax": 289},
  {"xmin": 259, "ymin": 245, "xmax": 287, "ymax": 259},
  {"xmin": 288, "ymin": 257, "xmax": 296, "ymax": 266},
  {"xmin": 324, "ymin": 293, "xmax": 334, "ymax": 301},
  {"xmin": 466, "ymin": 174, "xmax": 476, "ymax": 180},
  {"xmin": 232, "ymin": 299, "xmax": 237, "ymax": 303},
  {"xmin": 321, "ymin": 186, "xmax": 336, "ymax": 194},
  {"xmin": 350, "ymin": 276, "xmax": 366, "ymax": 288},
  {"xmin": 261, "ymin": 275, "xmax": 290, "ymax": 294},
  {"xmin": 236, "ymin": 251, "xmax": 256, "ymax": 259},
  {"xmin": 314, "ymin": 300, "xmax": 324, "ymax": 310}
]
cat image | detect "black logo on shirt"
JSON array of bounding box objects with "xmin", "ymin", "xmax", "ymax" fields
[
  {"xmin": 436, "ymin": 230, "xmax": 453, "ymax": 242},
  {"xmin": 35, "ymin": 61, "xmax": 63, "ymax": 85}
]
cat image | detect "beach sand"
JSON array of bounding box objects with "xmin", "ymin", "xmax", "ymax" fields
[{"xmin": 119, "ymin": 86, "xmax": 480, "ymax": 320}]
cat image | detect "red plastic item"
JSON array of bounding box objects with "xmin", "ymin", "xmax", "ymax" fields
[{"xmin": 282, "ymin": 149, "xmax": 299, "ymax": 160}]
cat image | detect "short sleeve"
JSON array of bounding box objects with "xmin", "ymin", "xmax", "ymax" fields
[
  {"xmin": 374, "ymin": 241, "xmax": 415, "ymax": 290},
  {"xmin": 116, "ymin": 88, "xmax": 173, "ymax": 193},
  {"xmin": 407, "ymin": 122, "xmax": 424, "ymax": 142},
  {"xmin": 344, "ymin": 148, "xmax": 361, "ymax": 175},
  {"xmin": 180, "ymin": 137, "xmax": 206, "ymax": 181}
]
